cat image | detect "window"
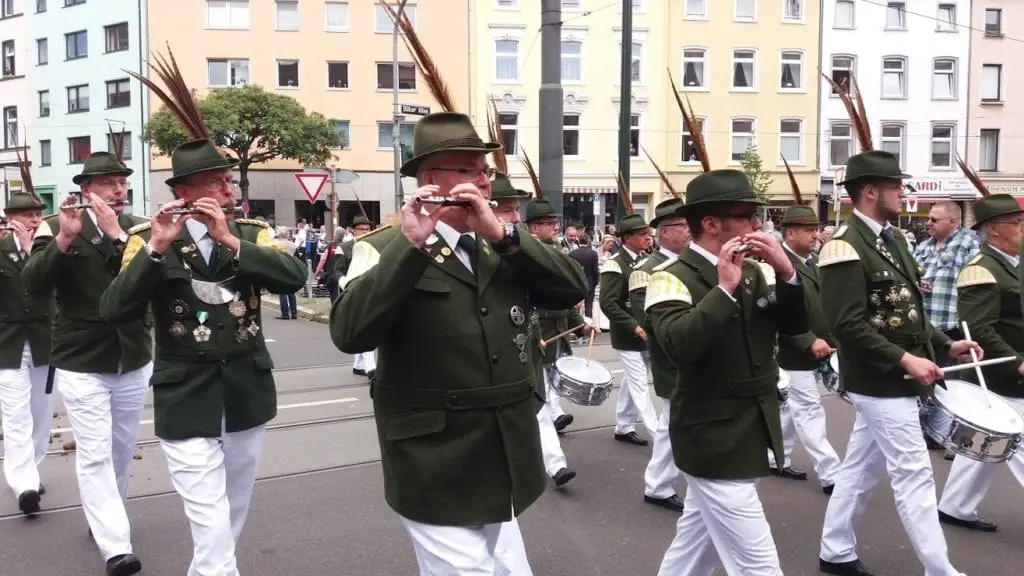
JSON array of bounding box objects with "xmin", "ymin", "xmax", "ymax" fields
[
  {"xmin": 495, "ymin": 40, "xmax": 518, "ymax": 82},
  {"xmin": 732, "ymin": 50, "xmax": 755, "ymax": 89},
  {"xmin": 1, "ymin": 0, "xmax": 13, "ymax": 17},
  {"xmin": 67, "ymin": 84, "xmax": 89, "ymax": 112},
  {"xmin": 886, "ymin": 2, "xmax": 905, "ymax": 29},
  {"xmin": 332, "ymin": 120, "xmax": 350, "ymax": 148},
  {"xmin": 985, "ymin": 9, "xmax": 1001, "ymax": 35},
  {"xmin": 376, "ymin": 121, "xmax": 415, "ymax": 149},
  {"xmin": 37, "ymin": 0, "xmax": 46, "ymax": 12},
  {"xmin": 730, "ymin": 119, "xmax": 754, "ymax": 162},
  {"xmin": 376, "ymin": 62, "xmax": 415, "ymax": 90},
  {"xmin": 38, "ymin": 90, "xmax": 49, "ymax": 117},
  {"xmin": 3, "ymin": 107, "xmax": 16, "ymax": 149},
  {"xmin": 276, "ymin": 1, "xmax": 298, "ymax": 30},
  {"xmin": 563, "ymin": 114, "xmax": 580, "ymax": 156},
  {"xmin": 783, "ymin": 0, "xmax": 801, "ymax": 21},
  {"xmin": 930, "ymin": 124, "xmax": 954, "ymax": 169},
  {"xmin": 36, "ymin": 38, "xmax": 47, "ymax": 65},
  {"xmin": 779, "ymin": 51, "xmax": 802, "ymax": 89},
  {"xmin": 277, "ymin": 60, "xmax": 299, "ymax": 87},
  {"xmin": 834, "ymin": 0, "xmax": 853, "ymax": 28},
  {"xmin": 932, "ymin": 59, "xmax": 956, "ymax": 100},
  {"xmin": 620, "ymin": 42, "xmax": 641, "ymax": 83},
  {"xmin": 106, "ymin": 79, "xmax": 130, "ymax": 108},
  {"xmin": 207, "ymin": 0, "xmax": 250, "ymax": 29},
  {"xmin": 936, "ymin": 4, "xmax": 955, "ymax": 32},
  {"xmin": 497, "ymin": 0, "xmax": 516, "ymax": 8},
  {"xmin": 325, "ymin": 2, "xmax": 348, "ymax": 31},
  {"xmin": 207, "ymin": 59, "xmax": 249, "ymax": 86},
  {"xmin": 68, "ymin": 136, "xmax": 91, "ymax": 164},
  {"xmin": 979, "ymin": 129, "xmax": 999, "ymax": 171},
  {"xmin": 105, "ymin": 23, "xmax": 129, "ymax": 53},
  {"xmin": 830, "ymin": 55, "xmax": 854, "ymax": 95},
  {"xmin": 735, "ymin": 0, "xmax": 754, "ymax": 20},
  {"xmin": 981, "ymin": 64, "xmax": 1002, "ymax": 101},
  {"xmin": 499, "ymin": 112, "xmax": 518, "ymax": 155},
  {"xmin": 830, "ymin": 123, "xmax": 852, "ymax": 166},
  {"xmin": 65, "ymin": 0, "xmax": 85, "ymax": 5},
  {"xmin": 1, "ymin": 40, "xmax": 13, "ymax": 77},
  {"xmin": 39, "ymin": 140, "xmax": 51, "ymax": 166},
  {"xmin": 65, "ymin": 30, "xmax": 87, "ymax": 59},
  {"xmin": 374, "ymin": 3, "xmax": 416, "ymax": 33},
  {"xmin": 778, "ymin": 119, "xmax": 801, "ymax": 163},
  {"xmin": 681, "ymin": 118, "xmax": 705, "ymax": 163},
  {"xmin": 881, "ymin": 57, "xmax": 906, "ymax": 99},
  {"xmin": 682, "ymin": 48, "xmax": 705, "ymax": 88},
  {"xmin": 561, "ymin": 41, "xmax": 581, "ymax": 83},
  {"xmin": 327, "ymin": 61, "xmax": 348, "ymax": 88},
  {"xmin": 562, "ymin": 0, "xmax": 580, "ymax": 8},
  {"xmin": 106, "ymin": 131, "xmax": 131, "ymax": 160},
  {"xmin": 879, "ymin": 123, "xmax": 905, "ymax": 167},
  {"xmin": 685, "ymin": 0, "xmax": 705, "ymax": 18},
  {"xmin": 628, "ymin": 114, "xmax": 640, "ymax": 156}
]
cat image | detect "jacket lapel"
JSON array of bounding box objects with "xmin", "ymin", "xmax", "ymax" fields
[
  {"xmin": 787, "ymin": 249, "xmax": 818, "ymax": 288},
  {"xmin": 680, "ymin": 247, "xmax": 717, "ymax": 293},
  {"xmin": 78, "ymin": 213, "xmax": 110, "ymax": 256},
  {"xmin": 177, "ymin": 227, "xmax": 215, "ymax": 280},
  {"xmin": 213, "ymin": 221, "xmax": 240, "ymax": 276},
  {"xmin": 849, "ymin": 216, "xmax": 915, "ymax": 283},
  {"xmin": 426, "ymin": 235, "xmax": 476, "ymax": 287},
  {"xmin": 983, "ymin": 244, "xmax": 1019, "ymax": 281},
  {"xmin": 0, "ymin": 235, "xmax": 24, "ymax": 270},
  {"xmin": 477, "ymin": 238, "xmax": 501, "ymax": 292}
]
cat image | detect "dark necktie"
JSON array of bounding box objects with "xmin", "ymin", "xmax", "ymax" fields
[
  {"xmin": 880, "ymin": 228, "xmax": 902, "ymax": 268},
  {"xmin": 456, "ymin": 234, "xmax": 478, "ymax": 274},
  {"xmin": 206, "ymin": 233, "xmax": 219, "ymax": 270}
]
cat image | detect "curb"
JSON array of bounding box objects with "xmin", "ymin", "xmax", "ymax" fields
[{"xmin": 261, "ymin": 297, "xmax": 331, "ymax": 324}]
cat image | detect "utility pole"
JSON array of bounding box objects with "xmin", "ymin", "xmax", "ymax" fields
[
  {"xmin": 539, "ymin": 0, "xmax": 564, "ymax": 219},
  {"xmin": 391, "ymin": 2, "xmax": 409, "ymax": 219},
  {"xmin": 326, "ymin": 166, "xmax": 338, "ymax": 243},
  {"xmin": 615, "ymin": 0, "xmax": 633, "ymax": 221}
]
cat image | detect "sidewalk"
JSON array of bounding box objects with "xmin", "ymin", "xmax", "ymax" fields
[{"xmin": 261, "ymin": 295, "xmax": 333, "ymax": 324}]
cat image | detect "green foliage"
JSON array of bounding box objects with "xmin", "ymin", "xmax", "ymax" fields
[{"xmin": 739, "ymin": 144, "xmax": 773, "ymax": 203}]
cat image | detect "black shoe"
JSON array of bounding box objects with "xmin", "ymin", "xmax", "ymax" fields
[
  {"xmin": 17, "ymin": 490, "xmax": 41, "ymax": 516},
  {"xmin": 352, "ymin": 368, "xmax": 366, "ymax": 376},
  {"xmin": 366, "ymin": 370, "xmax": 376, "ymax": 380},
  {"xmin": 614, "ymin": 431, "xmax": 649, "ymax": 446},
  {"xmin": 275, "ymin": 315, "xmax": 289, "ymax": 320},
  {"xmin": 819, "ymin": 558, "xmax": 876, "ymax": 576},
  {"xmin": 290, "ymin": 314, "xmax": 298, "ymax": 320},
  {"xmin": 822, "ymin": 484, "xmax": 835, "ymax": 495},
  {"xmin": 938, "ymin": 510, "xmax": 998, "ymax": 532},
  {"xmin": 644, "ymin": 494, "xmax": 685, "ymax": 512},
  {"xmin": 769, "ymin": 466, "xmax": 808, "ymax": 480},
  {"xmin": 553, "ymin": 414, "xmax": 574, "ymax": 432},
  {"xmin": 552, "ymin": 468, "xmax": 576, "ymax": 487},
  {"xmin": 105, "ymin": 553, "xmax": 142, "ymax": 576}
]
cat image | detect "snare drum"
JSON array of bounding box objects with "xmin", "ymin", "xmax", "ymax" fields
[
  {"xmin": 777, "ymin": 369, "xmax": 791, "ymax": 404},
  {"xmin": 552, "ymin": 356, "xmax": 613, "ymax": 406},
  {"xmin": 921, "ymin": 379, "xmax": 1024, "ymax": 464}
]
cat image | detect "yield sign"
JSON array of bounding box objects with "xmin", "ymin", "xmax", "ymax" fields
[
  {"xmin": 294, "ymin": 172, "xmax": 329, "ymax": 203},
  {"xmin": 906, "ymin": 195, "xmax": 918, "ymax": 213}
]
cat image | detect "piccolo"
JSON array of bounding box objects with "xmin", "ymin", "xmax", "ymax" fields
[
  {"xmin": 734, "ymin": 243, "xmax": 753, "ymax": 254},
  {"xmin": 60, "ymin": 199, "xmax": 129, "ymax": 211},
  {"xmin": 161, "ymin": 205, "xmax": 245, "ymax": 216},
  {"xmin": 418, "ymin": 195, "xmax": 498, "ymax": 208}
]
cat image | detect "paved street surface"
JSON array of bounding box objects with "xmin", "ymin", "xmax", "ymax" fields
[{"xmin": 2, "ymin": 315, "xmax": 1023, "ymax": 575}]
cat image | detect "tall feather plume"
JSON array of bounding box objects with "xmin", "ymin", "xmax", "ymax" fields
[
  {"xmin": 125, "ymin": 43, "xmax": 210, "ymax": 142},
  {"xmin": 667, "ymin": 69, "xmax": 710, "ymax": 172},
  {"xmin": 821, "ymin": 71, "xmax": 873, "ymax": 151},
  {"xmin": 640, "ymin": 145, "xmax": 680, "ymax": 199},
  {"xmin": 486, "ymin": 97, "xmax": 507, "ymax": 173},
  {"xmin": 616, "ymin": 172, "xmax": 635, "ymax": 215},
  {"xmin": 13, "ymin": 127, "xmax": 38, "ymax": 203},
  {"xmin": 781, "ymin": 157, "xmax": 803, "ymax": 205},
  {"xmin": 955, "ymin": 153, "xmax": 990, "ymax": 197},
  {"xmin": 351, "ymin": 189, "xmax": 369, "ymax": 217},
  {"xmin": 379, "ymin": 1, "xmax": 456, "ymax": 113},
  {"xmin": 107, "ymin": 122, "xmax": 127, "ymax": 164},
  {"xmin": 518, "ymin": 150, "xmax": 543, "ymax": 199},
  {"xmin": 850, "ymin": 74, "xmax": 873, "ymax": 149}
]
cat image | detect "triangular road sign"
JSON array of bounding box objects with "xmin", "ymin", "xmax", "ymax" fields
[{"xmin": 294, "ymin": 172, "xmax": 329, "ymax": 204}]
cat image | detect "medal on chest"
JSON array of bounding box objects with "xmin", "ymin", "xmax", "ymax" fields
[
  {"xmin": 228, "ymin": 292, "xmax": 247, "ymax": 317},
  {"xmin": 193, "ymin": 311, "xmax": 212, "ymax": 343}
]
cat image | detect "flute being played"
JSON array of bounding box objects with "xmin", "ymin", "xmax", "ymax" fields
[
  {"xmin": 160, "ymin": 204, "xmax": 245, "ymax": 216},
  {"xmin": 59, "ymin": 199, "xmax": 129, "ymax": 211},
  {"xmin": 418, "ymin": 195, "xmax": 498, "ymax": 208}
]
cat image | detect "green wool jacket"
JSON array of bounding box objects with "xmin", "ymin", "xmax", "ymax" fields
[
  {"xmin": 329, "ymin": 225, "xmax": 588, "ymax": 526},
  {"xmin": 23, "ymin": 212, "xmax": 154, "ymax": 374},
  {"xmin": 0, "ymin": 234, "xmax": 54, "ymax": 369},
  {"xmin": 98, "ymin": 219, "xmax": 307, "ymax": 439},
  {"xmin": 535, "ymin": 239, "xmax": 586, "ymax": 364},
  {"xmin": 818, "ymin": 216, "xmax": 950, "ymax": 398},
  {"xmin": 777, "ymin": 248, "xmax": 838, "ymax": 371},
  {"xmin": 599, "ymin": 248, "xmax": 648, "ymax": 351},
  {"xmin": 646, "ymin": 246, "xmax": 808, "ymax": 479},
  {"xmin": 628, "ymin": 249, "xmax": 676, "ymax": 398},
  {"xmin": 957, "ymin": 245, "xmax": 1024, "ymax": 398}
]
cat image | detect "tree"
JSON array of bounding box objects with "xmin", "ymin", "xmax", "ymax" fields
[
  {"xmin": 143, "ymin": 84, "xmax": 336, "ymax": 202},
  {"xmin": 739, "ymin": 144, "xmax": 773, "ymax": 204}
]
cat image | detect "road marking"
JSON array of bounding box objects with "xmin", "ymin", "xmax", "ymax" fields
[{"xmin": 265, "ymin": 339, "xmax": 277, "ymax": 343}]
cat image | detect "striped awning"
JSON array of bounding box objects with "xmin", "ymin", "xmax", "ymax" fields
[{"xmin": 565, "ymin": 187, "xmax": 618, "ymax": 195}]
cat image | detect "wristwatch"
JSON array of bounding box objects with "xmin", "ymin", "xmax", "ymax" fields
[
  {"xmin": 492, "ymin": 223, "xmax": 520, "ymax": 255},
  {"xmin": 142, "ymin": 242, "xmax": 165, "ymax": 262},
  {"xmin": 112, "ymin": 231, "xmax": 128, "ymax": 247}
]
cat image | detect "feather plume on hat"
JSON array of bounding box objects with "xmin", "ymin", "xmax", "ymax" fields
[
  {"xmin": 616, "ymin": 172, "xmax": 635, "ymax": 216},
  {"xmin": 518, "ymin": 150, "xmax": 543, "ymax": 199},
  {"xmin": 781, "ymin": 156, "xmax": 804, "ymax": 205},
  {"xmin": 955, "ymin": 152, "xmax": 990, "ymax": 197},
  {"xmin": 380, "ymin": 0, "xmax": 456, "ymax": 113},
  {"xmin": 13, "ymin": 126, "xmax": 42, "ymax": 204},
  {"xmin": 668, "ymin": 69, "xmax": 709, "ymax": 173},
  {"xmin": 821, "ymin": 72, "xmax": 873, "ymax": 151},
  {"xmin": 107, "ymin": 122, "xmax": 128, "ymax": 165},
  {"xmin": 486, "ymin": 97, "xmax": 507, "ymax": 174},
  {"xmin": 641, "ymin": 145, "xmax": 680, "ymax": 199}
]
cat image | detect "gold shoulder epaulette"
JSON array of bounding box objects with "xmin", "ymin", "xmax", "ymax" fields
[
  {"xmin": 599, "ymin": 259, "xmax": 622, "ymax": 275},
  {"xmin": 127, "ymin": 221, "xmax": 152, "ymax": 235},
  {"xmin": 355, "ymin": 224, "xmax": 392, "ymax": 242},
  {"xmin": 957, "ymin": 265, "xmax": 997, "ymax": 289},
  {"xmin": 832, "ymin": 224, "xmax": 848, "ymax": 239},
  {"xmin": 966, "ymin": 253, "xmax": 983, "ymax": 267},
  {"xmin": 757, "ymin": 261, "xmax": 776, "ymax": 286},
  {"xmin": 628, "ymin": 270, "xmax": 650, "ymax": 291},
  {"xmin": 818, "ymin": 239, "xmax": 859, "ymax": 267},
  {"xmin": 652, "ymin": 257, "xmax": 677, "ymax": 272},
  {"xmin": 234, "ymin": 218, "xmax": 269, "ymax": 228}
]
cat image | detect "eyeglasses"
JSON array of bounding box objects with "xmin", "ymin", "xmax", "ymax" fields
[
  {"xmin": 431, "ymin": 166, "xmax": 497, "ymax": 180},
  {"xmin": 195, "ymin": 176, "xmax": 237, "ymax": 192},
  {"xmin": 91, "ymin": 178, "xmax": 129, "ymax": 188}
]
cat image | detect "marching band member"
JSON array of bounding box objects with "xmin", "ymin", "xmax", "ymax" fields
[
  {"xmin": 23, "ymin": 150, "xmax": 152, "ymax": 576},
  {"xmin": 0, "ymin": 179, "xmax": 54, "ymax": 517},
  {"xmin": 334, "ymin": 213, "xmax": 377, "ymax": 378},
  {"xmin": 937, "ymin": 188, "xmax": 1024, "ymax": 532}
]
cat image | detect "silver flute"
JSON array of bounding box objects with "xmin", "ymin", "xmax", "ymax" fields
[
  {"xmin": 734, "ymin": 243, "xmax": 753, "ymax": 254},
  {"xmin": 59, "ymin": 199, "xmax": 129, "ymax": 211},
  {"xmin": 161, "ymin": 205, "xmax": 245, "ymax": 216},
  {"xmin": 418, "ymin": 195, "xmax": 498, "ymax": 208}
]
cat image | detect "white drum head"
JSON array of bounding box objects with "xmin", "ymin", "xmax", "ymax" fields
[
  {"xmin": 934, "ymin": 380, "xmax": 1024, "ymax": 435},
  {"xmin": 829, "ymin": 352, "xmax": 839, "ymax": 373},
  {"xmin": 777, "ymin": 368, "xmax": 791, "ymax": 390},
  {"xmin": 556, "ymin": 356, "xmax": 612, "ymax": 385}
]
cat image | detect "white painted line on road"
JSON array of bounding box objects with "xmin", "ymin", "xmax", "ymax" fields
[{"xmin": 265, "ymin": 338, "xmax": 277, "ymax": 343}]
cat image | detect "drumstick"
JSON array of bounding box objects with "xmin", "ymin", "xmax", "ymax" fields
[
  {"xmin": 902, "ymin": 356, "xmax": 1018, "ymax": 379},
  {"xmin": 540, "ymin": 323, "xmax": 586, "ymax": 348},
  {"xmin": 960, "ymin": 321, "xmax": 993, "ymax": 408},
  {"xmin": 586, "ymin": 327, "xmax": 596, "ymax": 365}
]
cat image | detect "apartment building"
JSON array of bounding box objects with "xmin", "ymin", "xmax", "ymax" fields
[
  {"xmin": 0, "ymin": 0, "xmax": 29, "ymax": 208},
  {"xmin": 147, "ymin": 0, "xmax": 470, "ymax": 226},
  {"xmin": 820, "ymin": 0, "xmax": 971, "ymax": 226}
]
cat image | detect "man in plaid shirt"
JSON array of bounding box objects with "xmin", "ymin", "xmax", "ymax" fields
[{"xmin": 913, "ymin": 202, "xmax": 981, "ymax": 344}]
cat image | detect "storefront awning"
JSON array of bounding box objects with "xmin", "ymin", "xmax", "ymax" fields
[{"xmin": 565, "ymin": 187, "xmax": 618, "ymax": 195}]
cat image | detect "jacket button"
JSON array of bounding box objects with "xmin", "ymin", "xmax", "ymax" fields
[
  {"xmin": 23, "ymin": 308, "xmax": 31, "ymax": 313},
  {"xmin": 491, "ymin": 354, "xmax": 500, "ymax": 365},
  {"xmin": 754, "ymin": 362, "xmax": 761, "ymax": 370},
  {"xmin": 480, "ymin": 306, "xmax": 488, "ymax": 315},
  {"xmin": 216, "ymin": 322, "xmax": 225, "ymax": 329}
]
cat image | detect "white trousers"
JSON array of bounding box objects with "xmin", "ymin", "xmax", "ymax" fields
[
  {"xmin": 644, "ymin": 397, "xmax": 682, "ymax": 499},
  {"xmin": 0, "ymin": 342, "xmax": 55, "ymax": 497},
  {"xmin": 767, "ymin": 402, "xmax": 797, "ymax": 469},
  {"xmin": 354, "ymin": 351, "xmax": 377, "ymax": 374},
  {"xmin": 57, "ymin": 364, "xmax": 151, "ymax": 561},
  {"xmin": 161, "ymin": 423, "xmax": 267, "ymax": 576},
  {"xmin": 769, "ymin": 371, "xmax": 842, "ymax": 486},
  {"xmin": 402, "ymin": 516, "xmax": 534, "ymax": 576},
  {"xmin": 658, "ymin": 474, "xmax": 782, "ymax": 576},
  {"xmin": 614, "ymin": 350, "xmax": 657, "ymax": 436},
  {"xmin": 538, "ymin": 366, "xmax": 568, "ymax": 477},
  {"xmin": 820, "ymin": 393, "xmax": 964, "ymax": 576},
  {"xmin": 543, "ymin": 360, "xmax": 566, "ymax": 419},
  {"xmin": 938, "ymin": 396, "xmax": 1024, "ymax": 521}
]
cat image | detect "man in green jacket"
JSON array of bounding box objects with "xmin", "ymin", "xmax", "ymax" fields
[
  {"xmin": 937, "ymin": 193, "xmax": 1024, "ymax": 533},
  {"xmin": 0, "ymin": 191, "xmax": 54, "ymax": 517},
  {"xmin": 332, "ymin": 214, "xmax": 376, "ymax": 378},
  {"xmin": 329, "ymin": 112, "xmax": 588, "ymax": 573},
  {"xmin": 817, "ymin": 151, "xmax": 980, "ymax": 576},
  {"xmin": 646, "ymin": 169, "xmax": 808, "ymax": 575},
  {"xmin": 23, "ymin": 152, "xmax": 151, "ymax": 576}
]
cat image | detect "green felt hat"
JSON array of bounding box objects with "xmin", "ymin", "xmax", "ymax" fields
[
  {"xmin": 491, "ymin": 172, "xmax": 531, "ymax": 199},
  {"xmin": 165, "ymin": 139, "xmax": 239, "ymax": 186},
  {"xmin": 838, "ymin": 150, "xmax": 911, "ymax": 186},
  {"xmin": 524, "ymin": 198, "xmax": 559, "ymax": 223},
  {"xmin": 351, "ymin": 214, "xmax": 372, "ymax": 227},
  {"xmin": 650, "ymin": 197, "xmax": 685, "ymax": 228},
  {"xmin": 971, "ymin": 194, "xmax": 1022, "ymax": 230},
  {"xmin": 616, "ymin": 213, "xmax": 649, "ymax": 235},
  {"xmin": 781, "ymin": 205, "xmax": 819, "ymax": 227},
  {"xmin": 72, "ymin": 151, "xmax": 134, "ymax": 185},
  {"xmin": 5, "ymin": 192, "xmax": 45, "ymax": 212},
  {"xmin": 676, "ymin": 169, "xmax": 765, "ymax": 214},
  {"xmin": 399, "ymin": 112, "xmax": 501, "ymax": 178}
]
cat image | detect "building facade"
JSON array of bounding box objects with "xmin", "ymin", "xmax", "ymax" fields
[
  {"xmin": 146, "ymin": 0, "xmax": 471, "ymax": 228},
  {"xmin": 0, "ymin": 0, "xmax": 29, "ymax": 208},
  {"xmin": 819, "ymin": 0, "xmax": 971, "ymax": 226},
  {"xmin": 967, "ymin": 1, "xmax": 1024, "ymax": 199}
]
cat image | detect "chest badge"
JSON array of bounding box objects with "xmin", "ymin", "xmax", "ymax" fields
[
  {"xmin": 441, "ymin": 247, "xmax": 452, "ymax": 257},
  {"xmin": 510, "ymin": 305, "xmax": 526, "ymax": 326},
  {"xmin": 168, "ymin": 321, "xmax": 187, "ymax": 340},
  {"xmin": 193, "ymin": 311, "xmax": 212, "ymax": 343}
]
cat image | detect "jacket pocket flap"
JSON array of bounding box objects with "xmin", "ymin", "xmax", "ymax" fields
[
  {"xmin": 386, "ymin": 411, "xmax": 446, "ymax": 441},
  {"xmin": 679, "ymin": 400, "xmax": 735, "ymax": 425},
  {"xmin": 253, "ymin": 354, "xmax": 274, "ymax": 371},
  {"xmin": 151, "ymin": 367, "xmax": 187, "ymax": 385},
  {"xmin": 414, "ymin": 277, "xmax": 451, "ymax": 294}
]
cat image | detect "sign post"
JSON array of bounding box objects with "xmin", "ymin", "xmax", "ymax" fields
[
  {"xmin": 294, "ymin": 172, "xmax": 329, "ymax": 298},
  {"xmin": 906, "ymin": 194, "xmax": 918, "ymax": 214},
  {"xmin": 832, "ymin": 167, "xmax": 845, "ymax": 227}
]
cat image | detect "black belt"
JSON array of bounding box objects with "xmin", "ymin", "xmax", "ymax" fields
[
  {"xmin": 881, "ymin": 331, "xmax": 929, "ymax": 347},
  {"xmin": 371, "ymin": 380, "xmax": 536, "ymax": 410}
]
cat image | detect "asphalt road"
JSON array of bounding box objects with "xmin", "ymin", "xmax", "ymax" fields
[{"xmin": 1, "ymin": 315, "xmax": 1022, "ymax": 575}]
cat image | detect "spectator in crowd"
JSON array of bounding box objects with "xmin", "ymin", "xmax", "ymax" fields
[{"xmin": 569, "ymin": 233, "xmax": 599, "ymax": 318}]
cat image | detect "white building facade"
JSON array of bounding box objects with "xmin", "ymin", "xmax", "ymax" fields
[
  {"xmin": 0, "ymin": 0, "xmax": 30, "ymax": 208},
  {"xmin": 819, "ymin": 0, "xmax": 971, "ymax": 225},
  {"xmin": 27, "ymin": 0, "xmax": 149, "ymax": 215}
]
